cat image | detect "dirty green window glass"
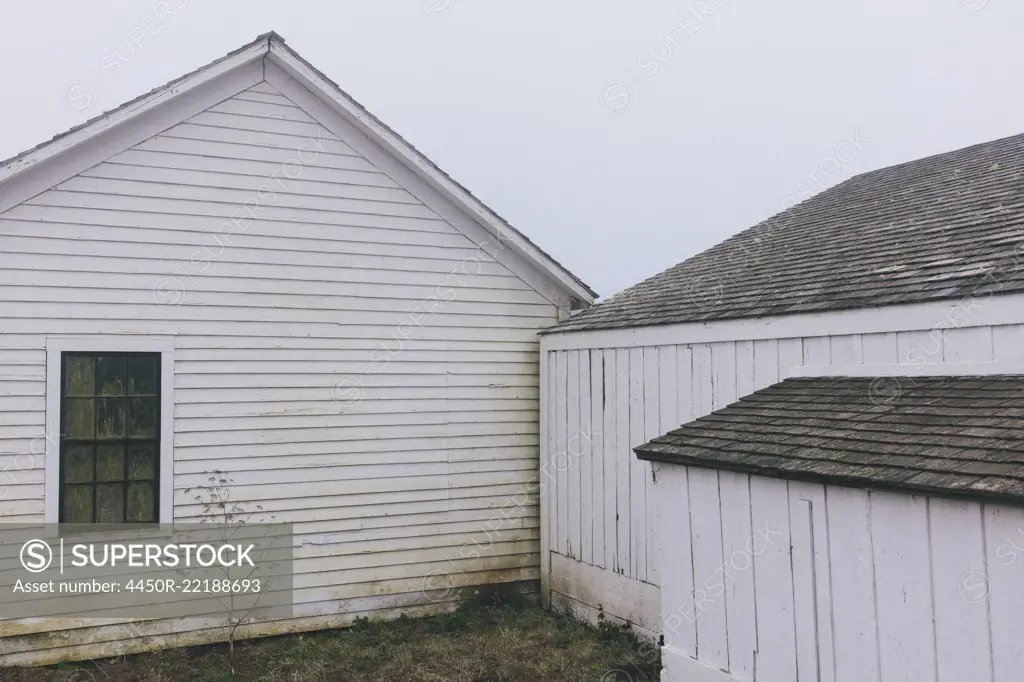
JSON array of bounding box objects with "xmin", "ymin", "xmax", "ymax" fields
[{"xmin": 60, "ymin": 353, "xmax": 161, "ymax": 523}]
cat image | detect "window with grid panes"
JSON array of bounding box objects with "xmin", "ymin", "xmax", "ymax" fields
[{"xmin": 60, "ymin": 353, "xmax": 161, "ymax": 523}]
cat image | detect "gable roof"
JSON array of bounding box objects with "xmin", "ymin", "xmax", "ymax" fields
[
  {"xmin": 635, "ymin": 376, "xmax": 1024, "ymax": 506},
  {"xmin": 0, "ymin": 31, "xmax": 596, "ymax": 308},
  {"xmin": 551, "ymin": 132, "xmax": 1024, "ymax": 332}
]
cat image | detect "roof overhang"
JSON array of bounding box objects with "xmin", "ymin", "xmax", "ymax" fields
[{"xmin": 636, "ymin": 375, "xmax": 1024, "ymax": 508}]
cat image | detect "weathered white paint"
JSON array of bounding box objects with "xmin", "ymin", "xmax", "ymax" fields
[
  {"xmin": 0, "ymin": 60, "xmax": 579, "ymax": 663},
  {"xmin": 549, "ymin": 552, "xmax": 660, "ymax": 638},
  {"xmin": 540, "ymin": 313, "xmax": 1024, "ymax": 636},
  {"xmin": 653, "ymin": 465, "xmax": 1023, "ymax": 682}
]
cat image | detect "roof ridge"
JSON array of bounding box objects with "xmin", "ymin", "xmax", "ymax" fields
[
  {"xmin": 550, "ymin": 128, "xmax": 1024, "ymax": 333},
  {"xmin": 0, "ymin": 32, "xmax": 596, "ymax": 306},
  {"xmin": 842, "ymin": 129, "xmax": 1024, "ymax": 186}
]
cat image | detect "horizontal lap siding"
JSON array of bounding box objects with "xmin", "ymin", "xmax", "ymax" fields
[
  {"xmin": 543, "ymin": 322, "xmax": 1019, "ymax": 634},
  {"xmin": 0, "ymin": 82, "xmax": 557, "ymax": 661}
]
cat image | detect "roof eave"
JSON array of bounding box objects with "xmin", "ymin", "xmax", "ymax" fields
[
  {"xmin": 636, "ymin": 445, "xmax": 1024, "ymax": 509},
  {"xmin": 0, "ymin": 35, "xmax": 271, "ymax": 190}
]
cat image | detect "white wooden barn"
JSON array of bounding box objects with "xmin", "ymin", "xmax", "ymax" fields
[
  {"xmin": 0, "ymin": 32, "xmax": 595, "ymax": 665},
  {"xmin": 540, "ymin": 132, "xmax": 1024, "ymax": 681}
]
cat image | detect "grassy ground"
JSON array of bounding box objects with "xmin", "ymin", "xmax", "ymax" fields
[{"xmin": 0, "ymin": 595, "xmax": 661, "ymax": 681}]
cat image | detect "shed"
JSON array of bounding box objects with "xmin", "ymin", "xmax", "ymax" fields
[
  {"xmin": 537, "ymin": 130, "xmax": 1024, "ymax": 677},
  {"xmin": 0, "ymin": 32, "xmax": 594, "ymax": 665},
  {"xmin": 636, "ymin": 376, "xmax": 1024, "ymax": 681}
]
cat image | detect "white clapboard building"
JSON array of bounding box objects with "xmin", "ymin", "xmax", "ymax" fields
[
  {"xmin": 0, "ymin": 32, "xmax": 595, "ymax": 665},
  {"xmin": 540, "ymin": 133, "xmax": 1024, "ymax": 681}
]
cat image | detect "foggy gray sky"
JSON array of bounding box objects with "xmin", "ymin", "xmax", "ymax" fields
[{"xmin": 3, "ymin": 1, "xmax": 1022, "ymax": 299}]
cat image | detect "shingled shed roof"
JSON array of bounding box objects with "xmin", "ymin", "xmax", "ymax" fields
[
  {"xmin": 552, "ymin": 132, "xmax": 1024, "ymax": 333},
  {"xmin": 635, "ymin": 376, "xmax": 1024, "ymax": 506}
]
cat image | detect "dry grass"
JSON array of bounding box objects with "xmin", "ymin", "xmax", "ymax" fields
[{"xmin": 0, "ymin": 594, "xmax": 661, "ymax": 681}]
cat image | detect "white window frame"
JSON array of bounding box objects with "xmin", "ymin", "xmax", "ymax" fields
[{"xmin": 44, "ymin": 335, "xmax": 175, "ymax": 524}]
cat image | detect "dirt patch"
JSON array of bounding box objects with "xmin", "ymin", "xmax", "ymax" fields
[{"xmin": 0, "ymin": 595, "xmax": 661, "ymax": 681}]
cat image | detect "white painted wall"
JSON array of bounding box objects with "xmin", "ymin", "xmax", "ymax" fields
[
  {"xmin": 654, "ymin": 465, "xmax": 1024, "ymax": 682},
  {"xmin": 0, "ymin": 80, "xmax": 562, "ymax": 664},
  {"xmin": 540, "ymin": 301, "xmax": 1024, "ymax": 637}
]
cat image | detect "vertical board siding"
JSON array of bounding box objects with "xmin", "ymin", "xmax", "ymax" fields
[
  {"xmin": 777, "ymin": 337, "xmax": 803, "ymax": 378},
  {"xmin": 711, "ymin": 341, "xmax": 737, "ymax": 409},
  {"xmin": 869, "ymin": 492, "xmax": 937, "ymax": 682},
  {"xmin": 983, "ymin": 504, "xmax": 1024, "ymax": 682},
  {"xmin": 790, "ymin": 496, "xmax": 821, "ymax": 682},
  {"xmin": 676, "ymin": 345, "xmax": 694, "ymax": 424},
  {"xmin": 803, "ymin": 335, "xmax": 831, "ymax": 366},
  {"xmin": 928, "ymin": 498, "xmax": 992, "ymax": 682},
  {"xmin": 688, "ymin": 467, "xmax": 728, "ymax": 669},
  {"xmin": 897, "ymin": 329, "xmax": 942, "ymax": 366},
  {"xmin": 602, "ymin": 350, "xmax": 618, "ymax": 571},
  {"xmin": 554, "ymin": 351, "xmax": 569, "ymax": 557},
  {"xmin": 752, "ymin": 338, "xmax": 778, "ymax": 390},
  {"xmin": 992, "ymin": 325, "xmax": 1024, "ymax": 362},
  {"xmin": 830, "ymin": 333, "xmax": 863, "ymax": 366},
  {"xmin": 567, "ymin": 350, "xmax": 581, "ymax": 560},
  {"xmin": 943, "ymin": 326, "xmax": 993, "ymax": 363},
  {"xmin": 661, "ymin": 465, "xmax": 697, "ymax": 656},
  {"xmin": 692, "ymin": 344, "xmax": 714, "ymax": 417},
  {"xmin": 788, "ymin": 481, "xmax": 836, "ymax": 682},
  {"xmin": 750, "ymin": 476, "xmax": 799, "ymax": 681},
  {"xmin": 643, "ymin": 346, "xmax": 660, "ymax": 584},
  {"xmin": 735, "ymin": 340, "xmax": 754, "ymax": 399},
  {"xmin": 614, "ymin": 347, "xmax": 630, "ymax": 576},
  {"xmin": 628, "ymin": 347, "xmax": 646, "ymax": 580},
  {"xmin": 545, "ymin": 350, "xmax": 558, "ymax": 559},
  {"xmin": 655, "ymin": 469, "xmax": 1024, "ymax": 681},
  {"xmin": 800, "ymin": 481, "xmax": 837, "ymax": 682},
  {"xmin": 862, "ymin": 330, "xmax": 899, "ymax": 364},
  {"xmin": 653, "ymin": 345, "xmax": 677, "ymax": 587},
  {"xmin": 1, "ymin": 81, "xmax": 559, "ymax": 660},
  {"xmin": 543, "ymin": 322, "xmax": 1024, "ymax": 643},
  {"xmin": 827, "ymin": 486, "xmax": 881, "ymax": 682},
  {"xmin": 579, "ymin": 350, "xmax": 592, "ymax": 565},
  {"xmin": 589, "ymin": 350, "xmax": 605, "ymax": 569},
  {"xmin": 718, "ymin": 470, "xmax": 756, "ymax": 679}
]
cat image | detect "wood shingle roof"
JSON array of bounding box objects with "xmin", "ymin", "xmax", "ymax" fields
[
  {"xmin": 553, "ymin": 133, "xmax": 1024, "ymax": 332},
  {"xmin": 635, "ymin": 376, "xmax": 1024, "ymax": 505}
]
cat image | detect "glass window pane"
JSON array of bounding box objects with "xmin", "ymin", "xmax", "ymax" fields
[
  {"xmin": 96, "ymin": 444, "xmax": 125, "ymax": 482},
  {"xmin": 63, "ymin": 444, "xmax": 94, "ymax": 483},
  {"xmin": 96, "ymin": 483, "xmax": 125, "ymax": 523},
  {"xmin": 127, "ymin": 398, "xmax": 159, "ymax": 437},
  {"xmin": 63, "ymin": 399, "xmax": 95, "ymax": 439},
  {"xmin": 126, "ymin": 356, "xmax": 159, "ymax": 396},
  {"xmin": 127, "ymin": 482, "xmax": 156, "ymax": 523},
  {"xmin": 62, "ymin": 484, "xmax": 94, "ymax": 523},
  {"xmin": 65, "ymin": 356, "xmax": 95, "ymax": 396},
  {"xmin": 96, "ymin": 399, "xmax": 126, "ymax": 439},
  {"xmin": 96, "ymin": 356, "xmax": 126, "ymax": 396},
  {"xmin": 127, "ymin": 443, "xmax": 158, "ymax": 481},
  {"xmin": 61, "ymin": 353, "xmax": 162, "ymax": 524}
]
